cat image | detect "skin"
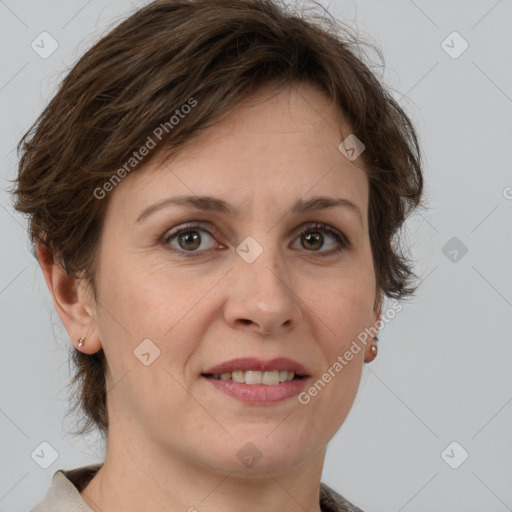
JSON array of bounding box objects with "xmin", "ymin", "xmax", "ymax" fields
[{"xmin": 38, "ymin": 82, "xmax": 381, "ymax": 512}]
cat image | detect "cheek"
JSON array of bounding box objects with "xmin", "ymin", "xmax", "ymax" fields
[
  {"xmin": 94, "ymin": 253, "xmax": 218, "ymax": 369},
  {"xmin": 93, "ymin": 259, "xmax": 198, "ymax": 417},
  {"xmin": 92, "ymin": 253, "xmax": 164, "ymax": 376},
  {"xmin": 309, "ymin": 265, "xmax": 374, "ymax": 409},
  {"xmin": 316, "ymin": 265, "xmax": 376, "ymax": 337},
  {"xmin": 96, "ymin": 253, "xmax": 177, "ymax": 330}
]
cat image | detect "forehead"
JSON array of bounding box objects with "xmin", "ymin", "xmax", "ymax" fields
[{"xmin": 106, "ymin": 83, "xmax": 369, "ymax": 224}]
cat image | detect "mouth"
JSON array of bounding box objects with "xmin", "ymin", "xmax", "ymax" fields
[
  {"xmin": 201, "ymin": 356, "xmax": 310, "ymax": 384},
  {"xmin": 201, "ymin": 370, "xmax": 307, "ymax": 385},
  {"xmin": 200, "ymin": 357, "xmax": 310, "ymax": 403}
]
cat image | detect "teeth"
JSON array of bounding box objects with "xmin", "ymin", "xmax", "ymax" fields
[
  {"xmin": 210, "ymin": 370, "xmax": 297, "ymax": 384},
  {"xmin": 262, "ymin": 371, "xmax": 279, "ymax": 385},
  {"xmin": 232, "ymin": 370, "xmax": 245, "ymax": 383}
]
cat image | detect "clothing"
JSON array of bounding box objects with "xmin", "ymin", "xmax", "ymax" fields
[{"xmin": 30, "ymin": 463, "xmax": 364, "ymax": 512}]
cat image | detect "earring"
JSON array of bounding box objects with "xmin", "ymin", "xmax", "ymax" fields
[
  {"xmin": 77, "ymin": 336, "xmax": 85, "ymax": 348},
  {"xmin": 367, "ymin": 335, "xmax": 378, "ymax": 360}
]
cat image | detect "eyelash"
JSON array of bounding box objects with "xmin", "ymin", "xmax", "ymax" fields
[{"xmin": 161, "ymin": 222, "xmax": 350, "ymax": 258}]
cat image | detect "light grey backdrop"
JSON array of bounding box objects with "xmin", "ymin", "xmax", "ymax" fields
[{"xmin": 1, "ymin": 1, "xmax": 511, "ymax": 511}]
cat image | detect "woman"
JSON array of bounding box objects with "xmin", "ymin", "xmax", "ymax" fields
[{"xmin": 12, "ymin": 0, "xmax": 423, "ymax": 510}]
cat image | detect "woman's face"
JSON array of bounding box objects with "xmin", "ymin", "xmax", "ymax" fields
[{"xmin": 86, "ymin": 83, "xmax": 380, "ymax": 474}]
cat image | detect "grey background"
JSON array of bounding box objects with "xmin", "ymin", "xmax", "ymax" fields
[{"xmin": 1, "ymin": 0, "xmax": 511, "ymax": 511}]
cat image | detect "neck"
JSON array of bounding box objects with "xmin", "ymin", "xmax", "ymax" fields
[{"xmin": 80, "ymin": 422, "xmax": 326, "ymax": 512}]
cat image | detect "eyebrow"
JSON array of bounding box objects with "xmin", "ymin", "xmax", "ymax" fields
[{"xmin": 136, "ymin": 194, "xmax": 363, "ymax": 226}]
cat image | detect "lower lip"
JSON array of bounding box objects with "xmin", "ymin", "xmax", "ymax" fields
[{"xmin": 201, "ymin": 375, "xmax": 309, "ymax": 404}]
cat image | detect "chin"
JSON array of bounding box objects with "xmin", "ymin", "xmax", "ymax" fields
[{"xmin": 202, "ymin": 432, "xmax": 318, "ymax": 476}]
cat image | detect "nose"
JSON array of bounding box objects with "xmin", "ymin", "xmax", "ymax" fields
[{"xmin": 223, "ymin": 241, "xmax": 302, "ymax": 336}]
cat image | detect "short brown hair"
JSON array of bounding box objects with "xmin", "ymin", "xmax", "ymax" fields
[{"xmin": 10, "ymin": 0, "xmax": 424, "ymax": 437}]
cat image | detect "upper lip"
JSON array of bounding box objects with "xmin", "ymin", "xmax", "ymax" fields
[{"xmin": 202, "ymin": 357, "xmax": 310, "ymax": 376}]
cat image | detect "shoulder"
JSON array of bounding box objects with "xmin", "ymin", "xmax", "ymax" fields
[
  {"xmin": 30, "ymin": 463, "xmax": 103, "ymax": 512},
  {"xmin": 320, "ymin": 482, "xmax": 365, "ymax": 512}
]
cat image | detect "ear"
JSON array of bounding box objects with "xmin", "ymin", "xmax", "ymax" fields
[
  {"xmin": 36, "ymin": 240, "xmax": 102, "ymax": 354},
  {"xmin": 363, "ymin": 303, "xmax": 381, "ymax": 363}
]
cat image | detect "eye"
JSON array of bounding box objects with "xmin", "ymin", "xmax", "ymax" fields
[
  {"xmin": 162, "ymin": 221, "xmax": 349, "ymax": 257},
  {"xmin": 292, "ymin": 223, "xmax": 349, "ymax": 256},
  {"xmin": 163, "ymin": 223, "xmax": 221, "ymax": 256}
]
